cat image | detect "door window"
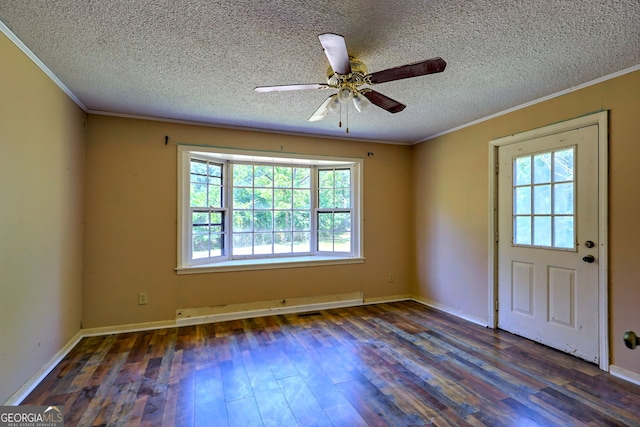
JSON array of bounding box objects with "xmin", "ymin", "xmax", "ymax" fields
[{"xmin": 513, "ymin": 147, "xmax": 575, "ymax": 249}]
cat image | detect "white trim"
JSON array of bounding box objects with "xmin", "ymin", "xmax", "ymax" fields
[
  {"xmin": 416, "ymin": 65, "xmax": 639, "ymax": 144},
  {"xmin": 609, "ymin": 365, "xmax": 640, "ymax": 387},
  {"xmin": 175, "ymin": 292, "xmax": 364, "ymax": 326},
  {"xmin": 2, "ymin": 331, "xmax": 83, "ymax": 405},
  {"xmin": 177, "ymin": 145, "xmax": 364, "ymax": 270},
  {"xmin": 0, "ymin": 20, "xmax": 87, "ymax": 111},
  {"xmin": 488, "ymin": 111, "xmax": 609, "ymax": 371},
  {"xmin": 82, "ymin": 320, "xmax": 177, "ymax": 337},
  {"xmin": 176, "ymin": 256, "xmax": 365, "ymax": 274},
  {"xmin": 363, "ymin": 294, "xmax": 412, "ymax": 305},
  {"xmin": 411, "ymin": 295, "xmax": 489, "ymax": 327}
]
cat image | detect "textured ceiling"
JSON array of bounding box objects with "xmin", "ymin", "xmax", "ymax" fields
[{"xmin": 1, "ymin": 1, "xmax": 639, "ymax": 144}]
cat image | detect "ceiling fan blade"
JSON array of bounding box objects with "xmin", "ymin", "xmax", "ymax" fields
[
  {"xmin": 362, "ymin": 90, "xmax": 406, "ymax": 113},
  {"xmin": 255, "ymin": 83, "xmax": 329, "ymax": 92},
  {"xmin": 308, "ymin": 95, "xmax": 335, "ymax": 122},
  {"xmin": 318, "ymin": 33, "xmax": 351, "ymax": 75},
  {"xmin": 367, "ymin": 57, "xmax": 446, "ymax": 84}
]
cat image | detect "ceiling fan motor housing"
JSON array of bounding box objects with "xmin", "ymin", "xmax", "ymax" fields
[{"xmin": 327, "ymin": 58, "xmax": 369, "ymax": 90}]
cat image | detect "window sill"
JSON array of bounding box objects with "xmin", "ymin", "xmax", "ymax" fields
[{"xmin": 176, "ymin": 256, "xmax": 365, "ymax": 274}]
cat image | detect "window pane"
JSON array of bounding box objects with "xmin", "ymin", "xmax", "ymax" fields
[
  {"xmin": 191, "ymin": 160, "xmax": 207, "ymax": 175},
  {"xmin": 318, "ymin": 231, "xmax": 333, "ymax": 251},
  {"xmin": 191, "ymin": 173, "xmax": 207, "ymax": 184},
  {"xmin": 318, "ymin": 212, "xmax": 333, "ymax": 231},
  {"xmin": 515, "ymin": 156, "xmax": 531, "ymax": 186},
  {"xmin": 254, "ymin": 166, "xmax": 273, "ymax": 187},
  {"xmin": 554, "ymin": 183, "xmax": 573, "ymax": 215},
  {"xmin": 534, "ymin": 216, "xmax": 551, "ymax": 246},
  {"xmin": 232, "ymin": 233, "xmax": 252, "ymax": 255},
  {"xmin": 233, "ymin": 187, "xmax": 253, "ymax": 209},
  {"xmin": 514, "ymin": 187, "xmax": 531, "ymax": 215},
  {"xmin": 193, "ymin": 234, "xmax": 210, "ymax": 259},
  {"xmin": 274, "ymin": 167, "xmax": 292, "ymax": 188},
  {"xmin": 554, "ymin": 216, "xmax": 574, "ymax": 248},
  {"xmin": 319, "ymin": 170, "xmax": 334, "ymax": 188},
  {"xmin": 514, "ymin": 216, "xmax": 531, "ymax": 245},
  {"xmin": 208, "ymin": 163, "xmax": 222, "ymax": 178},
  {"xmin": 533, "ymin": 185, "xmax": 551, "ymax": 214},
  {"xmin": 254, "ymin": 189, "xmax": 273, "ymax": 209},
  {"xmin": 335, "ymin": 169, "xmax": 350, "ymax": 187},
  {"xmin": 554, "ymin": 148, "xmax": 574, "ymax": 182},
  {"xmin": 293, "ymin": 211, "xmax": 310, "ymax": 231},
  {"xmin": 233, "ymin": 211, "xmax": 252, "ymax": 232},
  {"xmin": 293, "ymin": 168, "xmax": 310, "ymax": 188},
  {"xmin": 210, "ymin": 233, "xmax": 224, "ymax": 257},
  {"xmin": 190, "ymin": 183, "xmax": 207, "ymax": 207},
  {"xmin": 293, "ymin": 232, "xmax": 310, "ymax": 252},
  {"xmin": 274, "ymin": 210, "xmax": 291, "ymax": 231},
  {"xmin": 274, "ymin": 189, "xmax": 292, "ymax": 209},
  {"xmin": 234, "ymin": 164, "xmax": 253, "ymax": 186},
  {"xmin": 533, "ymin": 153, "xmax": 551, "ymax": 184},
  {"xmin": 210, "ymin": 212, "xmax": 223, "ymax": 224},
  {"xmin": 254, "ymin": 211, "xmax": 273, "ymax": 232},
  {"xmin": 319, "ymin": 189, "xmax": 334, "ymax": 208},
  {"xmin": 208, "ymin": 186, "xmax": 222, "ymax": 208},
  {"xmin": 254, "ymin": 233, "xmax": 273, "ymax": 254},
  {"xmin": 334, "ymin": 212, "xmax": 351, "ymax": 252},
  {"xmin": 293, "ymin": 189, "xmax": 310, "ymax": 209},
  {"xmin": 274, "ymin": 232, "xmax": 292, "ymax": 254},
  {"xmin": 193, "ymin": 211, "xmax": 208, "ymax": 226},
  {"xmin": 335, "ymin": 188, "xmax": 351, "ymax": 209}
]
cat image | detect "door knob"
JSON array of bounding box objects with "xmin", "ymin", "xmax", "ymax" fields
[
  {"xmin": 582, "ymin": 255, "xmax": 595, "ymax": 263},
  {"xmin": 624, "ymin": 330, "xmax": 639, "ymax": 350}
]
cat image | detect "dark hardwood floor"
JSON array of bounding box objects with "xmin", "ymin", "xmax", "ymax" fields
[{"xmin": 23, "ymin": 301, "xmax": 640, "ymax": 426}]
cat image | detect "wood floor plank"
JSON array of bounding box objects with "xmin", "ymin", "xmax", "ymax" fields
[
  {"xmin": 194, "ymin": 366, "xmax": 227, "ymax": 427},
  {"xmin": 278, "ymin": 375, "xmax": 334, "ymax": 427},
  {"xmin": 227, "ymin": 397, "xmax": 263, "ymax": 427},
  {"xmin": 19, "ymin": 301, "xmax": 640, "ymax": 426}
]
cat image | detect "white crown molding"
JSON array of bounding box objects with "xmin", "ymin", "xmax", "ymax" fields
[
  {"xmin": 414, "ymin": 64, "xmax": 640, "ymax": 144},
  {"xmin": 1, "ymin": 19, "xmax": 87, "ymax": 112}
]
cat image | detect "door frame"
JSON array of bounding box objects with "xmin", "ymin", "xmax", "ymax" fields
[{"xmin": 488, "ymin": 111, "xmax": 609, "ymax": 371}]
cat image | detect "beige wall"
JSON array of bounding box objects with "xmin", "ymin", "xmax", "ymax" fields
[
  {"xmin": 82, "ymin": 115, "xmax": 412, "ymax": 328},
  {"xmin": 0, "ymin": 34, "xmax": 85, "ymax": 403},
  {"xmin": 412, "ymin": 70, "xmax": 640, "ymax": 373}
]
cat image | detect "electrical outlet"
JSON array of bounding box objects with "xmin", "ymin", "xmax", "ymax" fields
[
  {"xmin": 388, "ymin": 273, "xmax": 394, "ymax": 283},
  {"xmin": 138, "ymin": 292, "xmax": 148, "ymax": 305}
]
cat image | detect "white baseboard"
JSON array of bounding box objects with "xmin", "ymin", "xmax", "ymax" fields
[
  {"xmin": 410, "ymin": 295, "xmax": 490, "ymax": 327},
  {"xmin": 609, "ymin": 364, "xmax": 640, "ymax": 387},
  {"xmin": 175, "ymin": 291, "xmax": 364, "ymax": 326},
  {"xmin": 82, "ymin": 320, "xmax": 177, "ymax": 337},
  {"xmin": 3, "ymin": 330, "xmax": 84, "ymax": 405},
  {"xmin": 363, "ymin": 294, "xmax": 412, "ymax": 305}
]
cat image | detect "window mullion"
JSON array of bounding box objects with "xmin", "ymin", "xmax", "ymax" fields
[{"xmin": 311, "ymin": 165, "xmax": 318, "ymax": 255}]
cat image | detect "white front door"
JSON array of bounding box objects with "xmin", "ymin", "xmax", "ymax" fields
[{"xmin": 497, "ymin": 125, "xmax": 600, "ymax": 363}]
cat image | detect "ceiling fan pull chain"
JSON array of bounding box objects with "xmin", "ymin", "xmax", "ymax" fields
[{"xmin": 346, "ymin": 103, "xmax": 349, "ymax": 134}]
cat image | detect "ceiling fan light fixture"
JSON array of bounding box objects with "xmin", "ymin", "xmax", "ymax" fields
[
  {"xmin": 327, "ymin": 94, "xmax": 341, "ymax": 113},
  {"xmin": 352, "ymin": 91, "xmax": 371, "ymax": 112},
  {"xmin": 337, "ymin": 87, "xmax": 352, "ymax": 104}
]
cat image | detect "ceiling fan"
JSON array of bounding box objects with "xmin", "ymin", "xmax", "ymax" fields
[{"xmin": 255, "ymin": 33, "xmax": 446, "ymax": 127}]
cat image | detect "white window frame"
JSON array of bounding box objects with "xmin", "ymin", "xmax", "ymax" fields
[{"xmin": 177, "ymin": 145, "xmax": 364, "ymax": 274}]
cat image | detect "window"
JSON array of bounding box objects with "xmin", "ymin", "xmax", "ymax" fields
[
  {"xmin": 177, "ymin": 146, "xmax": 363, "ymax": 272},
  {"xmin": 512, "ymin": 147, "xmax": 575, "ymax": 249}
]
